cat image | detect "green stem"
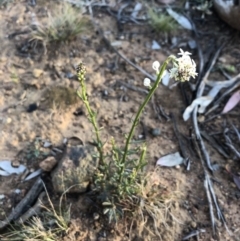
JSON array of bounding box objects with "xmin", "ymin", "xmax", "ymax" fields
[
  {"xmin": 119, "ymin": 58, "xmax": 172, "ymax": 182},
  {"xmin": 77, "ymin": 84, "xmax": 104, "ymax": 166}
]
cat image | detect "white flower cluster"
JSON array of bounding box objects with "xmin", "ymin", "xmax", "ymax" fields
[
  {"xmin": 143, "ymin": 78, "xmax": 151, "ymax": 87},
  {"xmin": 152, "ymin": 61, "xmax": 160, "ymax": 74},
  {"xmin": 169, "ymin": 49, "xmax": 198, "ymax": 82},
  {"xmin": 143, "ymin": 49, "xmax": 197, "ymax": 87},
  {"xmin": 143, "ymin": 61, "xmax": 166, "ymax": 88}
]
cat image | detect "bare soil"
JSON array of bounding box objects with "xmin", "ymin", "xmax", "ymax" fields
[{"xmin": 0, "ymin": 1, "xmax": 240, "ymax": 241}]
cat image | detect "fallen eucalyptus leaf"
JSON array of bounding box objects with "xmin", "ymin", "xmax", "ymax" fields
[
  {"xmin": 131, "ymin": 3, "xmax": 142, "ymax": 18},
  {"xmin": 156, "ymin": 152, "xmax": 184, "ymax": 167},
  {"xmin": 24, "ymin": 169, "xmax": 42, "ymax": 181},
  {"xmin": 0, "ymin": 170, "xmax": 10, "ymax": 176},
  {"xmin": 43, "ymin": 141, "xmax": 52, "ymax": 148},
  {"xmin": 207, "ymin": 85, "xmax": 224, "ymax": 99},
  {"xmin": 0, "ymin": 160, "xmax": 26, "ymax": 176},
  {"xmin": 206, "ymin": 73, "xmax": 240, "ymax": 88},
  {"xmin": 152, "ymin": 40, "xmax": 161, "ymax": 50},
  {"xmin": 222, "ymin": 90, "xmax": 240, "ymax": 114},
  {"xmin": 183, "ymin": 96, "xmax": 213, "ymax": 121},
  {"xmin": 167, "ymin": 8, "xmax": 192, "ymax": 30}
]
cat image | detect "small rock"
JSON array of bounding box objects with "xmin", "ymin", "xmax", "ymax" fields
[
  {"xmin": 67, "ymin": 137, "xmax": 83, "ymax": 146},
  {"xmin": 190, "ymin": 221, "xmax": 197, "ymax": 228},
  {"xmin": 215, "ymin": 219, "xmax": 222, "ymax": 228},
  {"xmin": 33, "ymin": 69, "xmax": 43, "ymax": 78},
  {"xmin": 191, "ymin": 206, "xmax": 198, "ymax": 214},
  {"xmin": 170, "ymin": 144, "xmax": 175, "ymax": 149},
  {"xmin": 73, "ymin": 108, "xmax": 84, "ymax": 116},
  {"xmin": 27, "ymin": 103, "xmax": 38, "ymax": 113},
  {"xmin": 95, "ymin": 102, "xmax": 101, "ymax": 110},
  {"xmin": 219, "ymin": 57, "xmax": 227, "ymax": 63},
  {"xmin": 119, "ymin": 111, "xmax": 124, "ymax": 118},
  {"xmin": 6, "ymin": 118, "xmax": 12, "ymax": 124},
  {"xmin": 198, "ymin": 115, "xmax": 205, "ymax": 123},
  {"xmin": 102, "ymin": 90, "xmax": 108, "ymax": 97},
  {"xmin": 151, "ymin": 128, "xmax": 161, "ymax": 136},
  {"xmin": 65, "ymin": 72, "xmax": 75, "ymax": 79},
  {"xmin": 11, "ymin": 160, "xmax": 20, "ymax": 167},
  {"xmin": 39, "ymin": 156, "xmax": 57, "ymax": 172},
  {"xmin": 51, "ymin": 145, "xmax": 98, "ymax": 194}
]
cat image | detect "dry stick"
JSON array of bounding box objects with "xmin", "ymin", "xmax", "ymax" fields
[
  {"xmin": 182, "ymin": 229, "xmax": 206, "ymax": 240},
  {"xmin": 207, "ymin": 174, "xmax": 231, "ymax": 235},
  {"xmin": 200, "ymin": 131, "xmax": 230, "ymax": 159},
  {"xmin": 158, "ymin": 105, "xmax": 170, "ymax": 121},
  {"xmin": 18, "ymin": 192, "xmax": 46, "ymax": 224},
  {"xmin": 232, "ymin": 124, "xmax": 240, "ymax": 141},
  {"xmin": 193, "ymin": 45, "xmax": 224, "ymax": 171},
  {"xmin": 224, "ymin": 129, "xmax": 240, "ymax": 159},
  {"xmin": 192, "ymin": 43, "xmax": 230, "ymax": 235},
  {"xmin": 204, "ymin": 177, "xmax": 216, "ymax": 236},
  {"xmin": 192, "ymin": 133, "xmax": 216, "ymax": 236},
  {"xmin": 0, "ymin": 177, "xmax": 43, "ymax": 229}
]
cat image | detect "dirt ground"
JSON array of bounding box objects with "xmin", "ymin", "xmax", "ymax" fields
[{"xmin": 0, "ymin": 0, "xmax": 240, "ymax": 240}]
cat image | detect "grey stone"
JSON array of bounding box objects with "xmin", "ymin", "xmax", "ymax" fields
[
  {"xmin": 151, "ymin": 128, "xmax": 161, "ymax": 137},
  {"xmin": 51, "ymin": 145, "xmax": 98, "ymax": 194}
]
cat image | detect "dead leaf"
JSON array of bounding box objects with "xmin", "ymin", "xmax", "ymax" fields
[
  {"xmin": 0, "ymin": 160, "xmax": 26, "ymax": 176},
  {"xmin": 24, "ymin": 169, "xmax": 42, "ymax": 181},
  {"xmin": 222, "ymin": 90, "xmax": 240, "ymax": 114},
  {"xmin": 167, "ymin": 8, "xmax": 192, "ymax": 30},
  {"xmin": 183, "ymin": 96, "xmax": 213, "ymax": 121},
  {"xmin": 156, "ymin": 152, "xmax": 184, "ymax": 167}
]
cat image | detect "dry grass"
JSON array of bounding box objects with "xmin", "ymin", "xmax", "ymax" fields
[
  {"xmin": 114, "ymin": 171, "xmax": 181, "ymax": 240},
  {"xmin": 31, "ymin": 2, "xmax": 91, "ymax": 45},
  {"xmin": 148, "ymin": 9, "xmax": 178, "ymax": 33},
  {"xmin": 1, "ymin": 187, "xmax": 70, "ymax": 241}
]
